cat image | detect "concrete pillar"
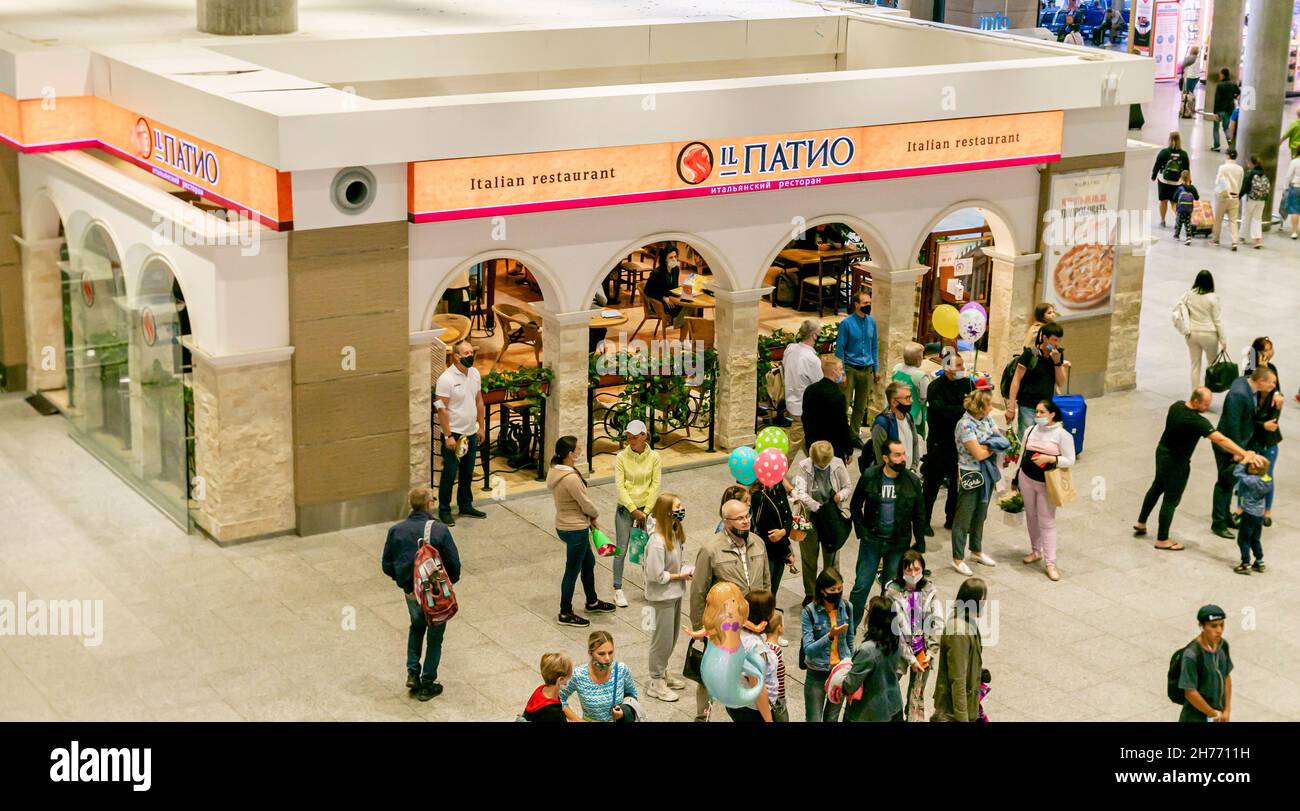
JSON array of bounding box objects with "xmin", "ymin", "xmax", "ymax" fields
[
  {"xmin": 1205, "ymin": 0, "xmax": 1245, "ymax": 109},
  {"xmin": 408, "ymin": 330, "xmax": 439, "ymax": 491},
  {"xmin": 17, "ymin": 236, "xmax": 64, "ymax": 392},
  {"xmin": 1238, "ymin": 0, "xmax": 1294, "ymax": 220},
  {"xmin": 1104, "ymin": 242, "xmax": 1149, "ymax": 394},
  {"xmin": 539, "ymin": 307, "xmax": 592, "ymax": 469},
  {"xmin": 713, "ymin": 287, "xmax": 766, "ymax": 450},
  {"xmin": 197, "ymin": 0, "xmax": 297, "ymax": 35},
  {"xmin": 0, "ymin": 148, "xmax": 24, "ymax": 391},
  {"xmin": 867, "ymin": 263, "xmax": 927, "ymax": 406},
  {"xmin": 190, "ymin": 343, "xmax": 296, "ymax": 542},
  {"xmin": 982, "ymin": 249, "xmax": 1042, "ymax": 386}
]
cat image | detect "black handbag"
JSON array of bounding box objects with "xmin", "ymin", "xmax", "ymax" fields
[
  {"xmin": 810, "ymin": 502, "xmax": 850, "ymax": 554},
  {"xmin": 1205, "ymin": 351, "xmax": 1240, "ymax": 393},
  {"xmin": 683, "ymin": 639, "xmax": 705, "ymax": 684}
]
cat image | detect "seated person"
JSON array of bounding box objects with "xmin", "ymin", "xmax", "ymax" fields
[{"xmin": 643, "ymin": 248, "xmax": 685, "ymax": 326}]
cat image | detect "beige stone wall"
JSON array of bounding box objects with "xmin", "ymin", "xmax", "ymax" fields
[
  {"xmin": 868, "ymin": 266, "xmax": 926, "ymax": 407},
  {"xmin": 541, "ymin": 311, "xmax": 591, "ymax": 464},
  {"xmin": 192, "ymin": 355, "xmax": 296, "ymax": 542},
  {"xmin": 713, "ymin": 289, "xmax": 763, "ymax": 449},
  {"xmin": 1105, "ymin": 248, "xmax": 1146, "ymax": 393},
  {"xmin": 984, "ymin": 251, "xmax": 1040, "ymax": 392},
  {"xmin": 0, "ymin": 148, "xmax": 25, "ymax": 389},
  {"xmin": 19, "ymin": 239, "xmax": 65, "ymax": 392},
  {"xmin": 409, "ymin": 341, "xmax": 434, "ymax": 490}
]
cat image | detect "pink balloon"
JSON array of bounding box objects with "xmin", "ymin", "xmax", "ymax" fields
[{"xmin": 755, "ymin": 447, "xmax": 788, "ymax": 487}]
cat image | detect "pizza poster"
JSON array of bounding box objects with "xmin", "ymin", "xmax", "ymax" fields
[{"xmin": 1041, "ymin": 168, "xmax": 1122, "ymax": 321}]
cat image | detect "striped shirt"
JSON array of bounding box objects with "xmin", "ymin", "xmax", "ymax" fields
[
  {"xmin": 765, "ymin": 641, "xmax": 787, "ymax": 703},
  {"xmin": 558, "ymin": 662, "xmax": 638, "ymax": 722}
]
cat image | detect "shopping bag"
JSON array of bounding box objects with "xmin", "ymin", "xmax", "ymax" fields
[
  {"xmin": 591, "ymin": 527, "xmax": 619, "ymax": 557},
  {"xmin": 627, "ymin": 526, "xmax": 649, "ymax": 565},
  {"xmin": 1204, "ymin": 351, "xmax": 1239, "ymax": 393},
  {"xmin": 1044, "ymin": 467, "xmax": 1078, "ymax": 508}
]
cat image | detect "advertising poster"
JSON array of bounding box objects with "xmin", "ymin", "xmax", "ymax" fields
[
  {"xmin": 1130, "ymin": 0, "xmax": 1155, "ymax": 55},
  {"xmin": 1153, "ymin": 1, "xmax": 1181, "ymax": 81},
  {"xmin": 1041, "ymin": 168, "xmax": 1123, "ymax": 321}
]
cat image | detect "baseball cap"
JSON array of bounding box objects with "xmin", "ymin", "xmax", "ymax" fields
[
  {"xmin": 974, "ymin": 374, "xmax": 994, "ymax": 392},
  {"xmin": 624, "ymin": 419, "xmax": 648, "ymax": 436},
  {"xmin": 1197, "ymin": 604, "xmax": 1226, "ymax": 623}
]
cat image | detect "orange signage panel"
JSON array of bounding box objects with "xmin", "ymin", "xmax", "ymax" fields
[
  {"xmin": 410, "ymin": 111, "xmax": 1063, "ymax": 223},
  {"xmin": 0, "ymin": 93, "xmax": 293, "ymax": 230}
]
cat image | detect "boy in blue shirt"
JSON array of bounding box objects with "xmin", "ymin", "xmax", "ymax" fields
[{"xmin": 1232, "ymin": 456, "xmax": 1269, "ymax": 574}]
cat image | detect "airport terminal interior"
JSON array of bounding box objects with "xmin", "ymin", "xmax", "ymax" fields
[{"xmin": 1, "ymin": 0, "xmax": 1299, "ymax": 723}]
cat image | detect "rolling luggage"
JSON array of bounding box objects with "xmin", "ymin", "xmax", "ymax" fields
[
  {"xmin": 1052, "ymin": 369, "xmax": 1086, "ymax": 456},
  {"xmin": 1189, "ymin": 199, "xmax": 1214, "ymax": 237},
  {"xmin": 1179, "ymin": 92, "xmax": 1195, "ymax": 119}
]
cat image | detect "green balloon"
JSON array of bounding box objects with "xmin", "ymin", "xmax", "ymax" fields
[{"xmin": 755, "ymin": 426, "xmax": 789, "ymax": 455}]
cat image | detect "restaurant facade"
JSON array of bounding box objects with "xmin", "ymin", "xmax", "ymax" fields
[{"xmin": 0, "ymin": 2, "xmax": 1156, "ymax": 541}]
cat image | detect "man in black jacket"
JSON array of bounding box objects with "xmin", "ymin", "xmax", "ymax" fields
[
  {"xmin": 382, "ymin": 487, "xmax": 462, "ymax": 701},
  {"xmin": 1211, "ymin": 368, "xmax": 1276, "ymax": 538},
  {"xmin": 1211, "ymin": 67, "xmax": 1239, "ymax": 152},
  {"xmin": 802, "ymin": 354, "xmax": 859, "ymax": 462},
  {"xmin": 922, "ymin": 352, "xmax": 974, "ymax": 534},
  {"xmin": 847, "ymin": 439, "xmax": 926, "ymax": 632}
]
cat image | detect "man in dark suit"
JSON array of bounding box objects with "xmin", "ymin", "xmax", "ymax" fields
[
  {"xmin": 802, "ymin": 353, "xmax": 859, "ymax": 463},
  {"xmin": 1211, "ymin": 367, "xmax": 1277, "ymax": 537},
  {"xmin": 922, "ymin": 351, "xmax": 974, "ymax": 534}
]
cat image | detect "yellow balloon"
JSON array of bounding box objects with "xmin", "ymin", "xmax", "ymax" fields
[{"xmin": 932, "ymin": 304, "xmax": 960, "ymax": 339}]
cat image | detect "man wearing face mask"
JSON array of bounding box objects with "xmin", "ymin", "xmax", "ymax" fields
[
  {"xmin": 1005, "ymin": 322, "xmax": 1068, "ymax": 440},
  {"xmin": 435, "ymin": 340, "xmax": 487, "ymax": 526},
  {"xmin": 867, "ymin": 381, "xmax": 923, "ymax": 479},
  {"xmin": 922, "ymin": 350, "xmax": 974, "ymax": 535},
  {"xmin": 689, "ymin": 500, "xmax": 770, "ymax": 721},
  {"xmin": 802, "ymin": 354, "xmax": 858, "ymax": 462},
  {"xmin": 848, "ymin": 439, "xmax": 926, "ymax": 632},
  {"xmin": 836, "ymin": 289, "xmax": 878, "ymax": 436}
]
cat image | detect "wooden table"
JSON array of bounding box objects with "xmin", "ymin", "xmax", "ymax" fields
[
  {"xmin": 671, "ymin": 287, "xmax": 717, "ymax": 311},
  {"xmin": 778, "ymin": 246, "xmax": 860, "ymax": 270},
  {"xmin": 431, "ymin": 314, "xmax": 468, "ymax": 345},
  {"xmin": 589, "ymin": 311, "xmax": 629, "ymax": 329}
]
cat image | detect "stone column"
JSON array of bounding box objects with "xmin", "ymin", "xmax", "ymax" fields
[
  {"xmin": 1238, "ymin": 0, "xmax": 1293, "ymax": 220},
  {"xmin": 867, "ymin": 264, "xmax": 927, "ymax": 406},
  {"xmin": 190, "ymin": 343, "xmax": 296, "ymax": 542},
  {"xmin": 197, "ymin": 0, "xmax": 297, "ymax": 35},
  {"xmin": 17, "ymin": 236, "xmax": 65, "ymax": 392},
  {"xmin": 1205, "ymin": 0, "xmax": 1245, "ymax": 108},
  {"xmin": 713, "ymin": 287, "xmax": 767, "ymax": 450},
  {"xmin": 408, "ymin": 330, "xmax": 440, "ymax": 491},
  {"xmin": 982, "ymin": 249, "xmax": 1041, "ymax": 386},
  {"xmin": 1105, "ymin": 242, "xmax": 1150, "ymax": 394},
  {"xmin": 538, "ymin": 307, "xmax": 592, "ymax": 469}
]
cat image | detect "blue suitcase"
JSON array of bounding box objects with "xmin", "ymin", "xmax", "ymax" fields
[{"xmin": 1052, "ymin": 392, "xmax": 1086, "ymax": 456}]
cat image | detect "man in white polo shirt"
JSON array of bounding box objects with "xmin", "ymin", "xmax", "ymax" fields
[
  {"xmin": 435, "ymin": 340, "xmax": 487, "ymax": 526},
  {"xmin": 782, "ymin": 319, "xmax": 824, "ymax": 462}
]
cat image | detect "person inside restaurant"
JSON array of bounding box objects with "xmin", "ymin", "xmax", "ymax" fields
[{"xmin": 643, "ymin": 248, "xmax": 685, "ymax": 327}]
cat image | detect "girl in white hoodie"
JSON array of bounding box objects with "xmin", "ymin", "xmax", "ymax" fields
[{"xmin": 1015, "ymin": 399, "xmax": 1077, "ymax": 581}]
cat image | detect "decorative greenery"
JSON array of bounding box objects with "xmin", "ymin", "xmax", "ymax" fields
[
  {"xmin": 477, "ymin": 365, "xmax": 554, "ymax": 414},
  {"xmin": 756, "ymin": 328, "xmax": 796, "ymax": 383},
  {"xmin": 86, "ymin": 330, "xmax": 129, "ymax": 369},
  {"xmin": 997, "ymin": 491, "xmax": 1024, "ymax": 514},
  {"xmin": 1004, "ymin": 426, "xmax": 1022, "ymax": 465},
  {"xmin": 588, "ymin": 346, "xmax": 718, "ymax": 437}
]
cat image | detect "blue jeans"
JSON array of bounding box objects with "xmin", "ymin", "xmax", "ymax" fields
[
  {"xmin": 1016, "ymin": 406, "xmax": 1037, "ymax": 441},
  {"xmin": 1236, "ymin": 513, "xmax": 1263, "ymax": 565},
  {"xmin": 1212, "ymin": 111, "xmax": 1232, "ymax": 149},
  {"xmin": 1255, "ymin": 444, "xmax": 1279, "ymax": 511},
  {"xmin": 849, "ymin": 535, "xmax": 900, "ymax": 635},
  {"xmin": 613, "ymin": 505, "xmax": 635, "ymax": 589},
  {"xmin": 405, "ymin": 593, "xmax": 448, "ymax": 686},
  {"xmin": 803, "ymin": 669, "xmax": 843, "ymax": 722},
  {"xmin": 558, "ymin": 528, "xmax": 597, "ymax": 613},
  {"xmin": 438, "ymin": 432, "xmax": 478, "ymax": 511}
]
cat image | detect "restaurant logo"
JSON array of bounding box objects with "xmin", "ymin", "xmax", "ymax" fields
[
  {"xmin": 80, "ymin": 272, "xmax": 94, "ymax": 308},
  {"xmin": 676, "ymin": 142, "xmax": 713, "ymax": 185},
  {"xmin": 141, "ymin": 307, "xmax": 157, "ymax": 347},
  {"xmin": 148, "ymin": 121, "xmax": 221, "ymax": 186},
  {"xmin": 131, "ymin": 117, "xmax": 152, "ymax": 160}
]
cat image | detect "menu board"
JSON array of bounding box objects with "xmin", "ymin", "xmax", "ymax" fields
[{"xmin": 1153, "ymin": 1, "xmax": 1181, "ymax": 82}]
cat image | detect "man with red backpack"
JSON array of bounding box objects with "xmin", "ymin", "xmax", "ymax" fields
[{"xmin": 382, "ymin": 487, "xmax": 462, "ymax": 701}]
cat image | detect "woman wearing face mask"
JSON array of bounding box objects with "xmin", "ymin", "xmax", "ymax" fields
[
  {"xmin": 1023, "ymin": 303, "xmax": 1057, "ymax": 351},
  {"xmin": 1243, "ymin": 337, "xmax": 1282, "ymax": 527},
  {"xmin": 749, "ymin": 478, "xmax": 796, "ymax": 598},
  {"xmin": 951, "ymin": 388, "xmax": 1007, "ymax": 575},
  {"xmin": 1015, "ymin": 400, "xmax": 1076, "ymax": 581},
  {"xmin": 642, "ymin": 492, "xmax": 694, "ymax": 703},
  {"xmin": 546, "ymin": 436, "xmax": 615, "ymax": 627},
  {"xmin": 560, "ymin": 631, "xmax": 641, "ymax": 722},
  {"xmin": 644, "ymin": 247, "xmax": 685, "ymax": 327},
  {"xmin": 793, "ymin": 441, "xmax": 853, "ymax": 607},
  {"xmin": 800, "ymin": 567, "xmax": 854, "ymax": 722},
  {"xmin": 932, "ymin": 578, "xmax": 986, "ymax": 723},
  {"xmin": 883, "ymin": 550, "xmax": 942, "ymax": 720}
]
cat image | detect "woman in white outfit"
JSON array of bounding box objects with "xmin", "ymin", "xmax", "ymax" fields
[
  {"xmin": 641, "ymin": 492, "xmax": 693, "ymax": 702},
  {"xmin": 1176, "ymin": 270, "xmax": 1227, "ymax": 391}
]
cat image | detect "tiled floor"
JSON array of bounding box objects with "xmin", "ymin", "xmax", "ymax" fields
[{"xmin": 2, "ymin": 83, "xmax": 1298, "ymax": 722}]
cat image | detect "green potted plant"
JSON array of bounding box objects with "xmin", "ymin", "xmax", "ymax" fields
[{"xmin": 997, "ymin": 489, "xmax": 1024, "ymax": 527}]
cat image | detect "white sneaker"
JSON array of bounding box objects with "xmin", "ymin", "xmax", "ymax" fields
[
  {"xmin": 665, "ymin": 675, "xmax": 688, "ymax": 690},
  {"xmin": 972, "ymin": 552, "xmax": 997, "ymax": 567},
  {"xmin": 953, "ymin": 560, "xmax": 974, "ymax": 576},
  {"xmin": 779, "ymin": 637, "xmax": 790, "ymax": 647},
  {"xmin": 614, "ymin": 589, "xmax": 628, "ymax": 608},
  {"xmin": 647, "ymin": 679, "xmax": 679, "ymax": 702}
]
